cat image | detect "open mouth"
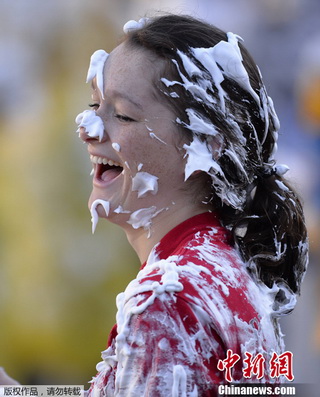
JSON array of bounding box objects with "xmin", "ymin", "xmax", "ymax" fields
[{"xmin": 90, "ymin": 155, "xmax": 123, "ymax": 183}]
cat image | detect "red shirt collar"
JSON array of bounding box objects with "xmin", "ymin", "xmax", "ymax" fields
[{"xmin": 141, "ymin": 212, "xmax": 231, "ymax": 269}]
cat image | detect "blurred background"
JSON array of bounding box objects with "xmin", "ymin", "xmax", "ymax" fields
[{"xmin": 0, "ymin": 0, "xmax": 319, "ymax": 391}]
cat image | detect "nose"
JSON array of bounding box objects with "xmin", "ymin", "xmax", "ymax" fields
[
  {"xmin": 76, "ymin": 109, "xmax": 106, "ymax": 143},
  {"xmin": 79, "ymin": 126, "xmax": 95, "ymax": 143}
]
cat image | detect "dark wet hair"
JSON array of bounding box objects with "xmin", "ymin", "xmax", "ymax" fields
[{"xmin": 123, "ymin": 14, "xmax": 308, "ymax": 297}]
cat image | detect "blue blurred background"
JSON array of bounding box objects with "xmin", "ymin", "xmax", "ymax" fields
[{"xmin": 0, "ymin": 0, "xmax": 319, "ymax": 392}]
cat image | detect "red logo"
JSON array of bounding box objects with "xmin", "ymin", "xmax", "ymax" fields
[{"xmin": 217, "ymin": 350, "xmax": 294, "ymax": 382}]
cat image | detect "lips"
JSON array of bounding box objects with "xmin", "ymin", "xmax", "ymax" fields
[{"xmin": 90, "ymin": 155, "xmax": 123, "ymax": 185}]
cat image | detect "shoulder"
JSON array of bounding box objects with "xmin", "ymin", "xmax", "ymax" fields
[
  {"xmin": 133, "ymin": 225, "xmax": 259, "ymax": 321},
  {"xmin": 119, "ymin": 243, "xmax": 254, "ymax": 338},
  {"xmin": 119, "ymin": 223, "xmax": 278, "ymax": 347}
]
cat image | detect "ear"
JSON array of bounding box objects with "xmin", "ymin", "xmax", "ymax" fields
[{"xmin": 184, "ymin": 134, "xmax": 226, "ymax": 176}]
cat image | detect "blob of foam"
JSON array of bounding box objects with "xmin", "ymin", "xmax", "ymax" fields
[
  {"xmin": 132, "ymin": 172, "xmax": 159, "ymax": 198},
  {"xmin": 75, "ymin": 109, "xmax": 104, "ymax": 141},
  {"xmin": 127, "ymin": 206, "xmax": 164, "ymax": 237},
  {"xmin": 112, "ymin": 142, "xmax": 121, "ymax": 152},
  {"xmin": 123, "ymin": 18, "xmax": 149, "ymax": 34},
  {"xmin": 274, "ymin": 164, "xmax": 289, "ymax": 176},
  {"xmin": 149, "ymin": 133, "xmax": 167, "ymax": 145},
  {"xmin": 114, "ymin": 205, "xmax": 131, "ymax": 214},
  {"xmin": 90, "ymin": 199, "xmax": 110, "ymax": 234},
  {"xmin": 172, "ymin": 365, "xmax": 187, "ymax": 396},
  {"xmin": 183, "ymin": 136, "xmax": 223, "ymax": 180},
  {"xmin": 162, "ymin": 58, "xmax": 214, "ymax": 105},
  {"xmin": 86, "ymin": 49, "xmax": 109, "ymax": 99},
  {"xmin": 192, "ymin": 33, "xmax": 260, "ymax": 108},
  {"xmin": 191, "ymin": 48, "xmax": 226, "ymax": 111},
  {"xmin": 182, "ymin": 109, "xmax": 219, "ymax": 137}
]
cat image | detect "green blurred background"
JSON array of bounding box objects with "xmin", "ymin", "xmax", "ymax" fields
[{"xmin": 1, "ymin": 0, "xmax": 319, "ymax": 389}]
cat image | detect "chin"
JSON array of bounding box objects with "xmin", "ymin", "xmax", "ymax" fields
[
  {"xmin": 88, "ymin": 193, "xmax": 126, "ymax": 226},
  {"xmin": 88, "ymin": 193, "xmax": 107, "ymax": 215}
]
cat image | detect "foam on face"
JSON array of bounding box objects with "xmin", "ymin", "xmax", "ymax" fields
[
  {"xmin": 127, "ymin": 207, "xmax": 165, "ymax": 237},
  {"xmin": 149, "ymin": 132, "xmax": 167, "ymax": 145},
  {"xmin": 132, "ymin": 172, "xmax": 159, "ymax": 198},
  {"xmin": 112, "ymin": 142, "xmax": 121, "ymax": 152},
  {"xmin": 86, "ymin": 49, "xmax": 109, "ymax": 99},
  {"xmin": 114, "ymin": 205, "xmax": 131, "ymax": 214},
  {"xmin": 90, "ymin": 199, "xmax": 110, "ymax": 234},
  {"xmin": 75, "ymin": 110, "xmax": 104, "ymax": 142},
  {"xmin": 75, "ymin": 50, "xmax": 108, "ymax": 143}
]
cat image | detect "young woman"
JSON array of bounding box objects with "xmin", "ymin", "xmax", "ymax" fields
[{"xmin": 75, "ymin": 14, "xmax": 308, "ymax": 396}]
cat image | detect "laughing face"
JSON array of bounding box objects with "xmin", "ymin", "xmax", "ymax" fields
[{"xmin": 77, "ymin": 42, "xmax": 189, "ymax": 232}]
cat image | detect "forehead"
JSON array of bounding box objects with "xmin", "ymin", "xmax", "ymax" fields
[{"xmin": 102, "ymin": 42, "xmax": 160, "ymax": 93}]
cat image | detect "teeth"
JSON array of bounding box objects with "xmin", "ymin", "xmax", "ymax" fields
[{"xmin": 90, "ymin": 155, "xmax": 121, "ymax": 168}]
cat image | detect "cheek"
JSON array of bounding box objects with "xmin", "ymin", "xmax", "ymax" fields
[
  {"xmin": 148, "ymin": 145, "xmax": 186, "ymax": 183},
  {"xmin": 119, "ymin": 125, "xmax": 186, "ymax": 176},
  {"xmin": 120, "ymin": 141, "xmax": 152, "ymax": 172}
]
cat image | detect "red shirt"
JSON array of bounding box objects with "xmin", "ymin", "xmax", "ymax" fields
[{"xmin": 88, "ymin": 212, "xmax": 283, "ymax": 396}]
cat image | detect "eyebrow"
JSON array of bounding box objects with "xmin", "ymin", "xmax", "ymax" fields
[
  {"xmin": 108, "ymin": 90, "xmax": 144, "ymax": 110},
  {"xmin": 90, "ymin": 82, "xmax": 144, "ymax": 111}
]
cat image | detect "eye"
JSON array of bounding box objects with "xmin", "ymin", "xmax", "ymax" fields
[
  {"xmin": 114, "ymin": 114, "xmax": 135, "ymax": 122},
  {"xmin": 88, "ymin": 103, "xmax": 100, "ymax": 111}
]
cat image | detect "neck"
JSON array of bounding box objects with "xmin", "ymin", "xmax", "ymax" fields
[{"xmin": 123, "ymin": 202, "xmax": 210, "ymax": 264}]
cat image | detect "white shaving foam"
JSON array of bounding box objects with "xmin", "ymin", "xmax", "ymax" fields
[
  {"xmin": 114, "ymin": 206, "xmax": 131, "ymax": 214},
  {"xmin": 123, "ymin": 18, "xmax": 149, "ymax": 34},
  {"xmin": 112, "ymin": 142, "xmax": 121, "ymax": 152},
  {"xmin": 75, "ymin": 110, "xmax": 104, "ymax": 142},
  {"xmin": 162, "ymin": 32, "xmax": 282, "ymax": 210},
  {"xmin": 274, "ymin": 164, "xmax": 289, "ymax": 176},
  {"xmin": 183, "ymin": 136, "xmax": 223, "ymax": 180},
  {"xmin": 214, "ymin": 32, "xmax": 259, "ymax": 103},
  {"xmin": 86, "ymin": 49, "xmax": 109, "ymax": 99},
  {"xmin": 172, "ymin": 365, "xmax": 187, "ymax": 396},
  {"xmin": 90, "ymin": 199, "xmax": 110, "ymax": 234},
  {"xmin": 162, "ymin": 58, "xmax": 214, "ymax": 105},
  {"xmin": 149, "ymin": 132, "xmax": 167, "ymax": 145},
  {"xmin": 132, "ymin": 172, "xmax": 159, "ymax": 198},
  {"xmin": 90, "ymin": 223, "xmax": 286, "ymax": 394},
  {"xmin": 192, "ymin": 46, "xmax": 226, "ymax": 112},
  {"xmin": 274, "ymin": 180, "xmax": 290, "ymax": 192},
  {"xmin": 183, "ymin": 136, "xmax": 246, "ymax": 209},
  {"xmin": 183, "ymin": 108, "xmax": 219, "ymax": 136},
  {"xmin": 127, "ymin": 206, "xmax": 164, "ymax": 237}
]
